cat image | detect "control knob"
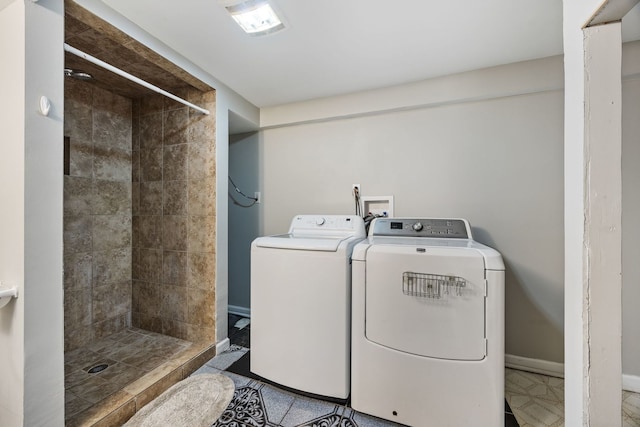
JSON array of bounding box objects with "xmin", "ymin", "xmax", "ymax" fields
[
  {"xmin": 316, "ymin": 217, "xmax": 325, "ymax": 226},
  {"xmin": 412, "ymin": 222, "xmax": 423, "ymax": 231}
]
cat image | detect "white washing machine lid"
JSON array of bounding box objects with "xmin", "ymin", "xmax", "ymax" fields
[
  {"xmin": 253, "ymin": 214, "xmax": 366, "ymax": 252},
  {"xmin": 254, "ymin": 234, "xmax": 355, "ymax": 252}
]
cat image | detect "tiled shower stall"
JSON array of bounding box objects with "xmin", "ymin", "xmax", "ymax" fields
[
  {"xmin": 64, "ymin": 79, "xmax": 217, "ymax": 350},
  {"xmin": 62, "ymin": 77, "xmax": 217, "ymax": 425}
]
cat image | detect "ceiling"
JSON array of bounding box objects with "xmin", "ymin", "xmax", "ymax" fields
[{"xmin": 95, "ymin": 0, "xmax": 640, "ymax": 108}]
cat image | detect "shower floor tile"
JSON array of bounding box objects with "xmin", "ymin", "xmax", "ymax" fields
[{"xmin": 64, "ymin": 328, "xmax": 191, "ymax": 423}]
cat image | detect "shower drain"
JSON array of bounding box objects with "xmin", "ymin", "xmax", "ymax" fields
[{"xmin": 87, "ymin": 363, "xmax": 109, "ymax": 374}]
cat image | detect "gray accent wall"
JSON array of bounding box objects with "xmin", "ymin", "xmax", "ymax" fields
[{"xmin": 228, "ymin": 131, "xmax": 260, "ymax": 313}]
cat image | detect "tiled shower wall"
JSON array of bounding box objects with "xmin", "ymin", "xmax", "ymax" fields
[
  {"xmin": 131, "ymin": 90, "xmax": 217, "ymax": 343},
  {"xmin": 63, "ymin": 79, "xmax": 133, "ymax": 351}
]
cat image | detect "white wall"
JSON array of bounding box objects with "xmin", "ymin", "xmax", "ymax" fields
[
  {"xmin": 0, "ymin": 2, "xmax": 26, "ymax": 424},
  {"xmin": 0, "ymin": 0, "xmax": 65, "ymax": 426},
  {"xmin": 260, "ymin": 57, "xmax": 566, "ymax": 363}
]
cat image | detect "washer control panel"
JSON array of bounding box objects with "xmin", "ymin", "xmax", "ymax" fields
[
  {"xmin": 289, "ymin": 215, "xmax": 366, "ymax": 236},
  {"xmin": 371, "ymin": 218, "xmax": 470, "ymax": 239}
]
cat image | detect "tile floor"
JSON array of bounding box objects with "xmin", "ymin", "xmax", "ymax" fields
[
  {"xmin": 194, "ymin": 316, "xmax": 518, "ymax": 426},
  {"xmin": 505, "ymin": 368, "xmax": 640, "ymax": 427},
  {"xmin": 202, "ymin": 315, "xmax": 640, "ymax": 427}
]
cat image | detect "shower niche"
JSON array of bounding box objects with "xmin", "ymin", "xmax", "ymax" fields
[{"xmin": 63, "ymin": 1, "xmax": 217, "ymax": 425}]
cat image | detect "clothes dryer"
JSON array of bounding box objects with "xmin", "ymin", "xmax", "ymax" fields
[
  {"xmin": 351, "ymin": 218, "xmax": 505, "ymax": 426},
  {"xmin": 251, "ymin": 215, "xmax": 365, "ymax": 399}
]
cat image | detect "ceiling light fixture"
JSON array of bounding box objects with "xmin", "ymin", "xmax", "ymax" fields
[{"xmin": 225, "ymin": 0, "xmax": 285, "ymax": 36}]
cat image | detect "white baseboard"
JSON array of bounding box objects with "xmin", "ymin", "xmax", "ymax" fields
[
  {"xmin": 216, "ymin": 338, "xmax": 230, "ymax": 355},
  {"xmin": 229, "ymin": 305, "xmax": 251, "ymax": 318},
  {"xmin": 623, "ymin": 374, "xmax": 640, "ymax": 393},
  {"xmin": 506, "ymin": 354, "xmax": 640, "ymax": 393},
  {"xmin": 505, "ymin": 354, "xmax": 565, "ymax": 378}
]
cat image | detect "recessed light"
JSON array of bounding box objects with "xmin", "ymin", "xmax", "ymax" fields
[{"xmin": 226, "ymin": 0, "xmax": 285, "ymax": 36}]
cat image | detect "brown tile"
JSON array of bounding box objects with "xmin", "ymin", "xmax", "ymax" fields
[
  {"xmin": 182, "ymin": 345, "xmax": 216, "ymax": 377},
  {"xmin": 132, "ymin": 366, "xmax": 183, "ymax": 410},
  {"xmin": 161, "ymin": 285, "xmax": 188, "ymax": 322},
  {"xmin": 187, "ymin": 88, "xmax": 216, "ymax": 107},
  {"xmin": 67, "ymin": 375, "xmax": 122, "ymax": 404},
  {"xmin": 94, "ymin": 147, "xmax": 132, "ymax": 181},
  {"xmin": 92, "ymin": 215, "xmax": 132, "ymax": 251},
  {"xmin": 139, "ymin": 94, "xmax": 164, "ymax": 116},
  {"xmin": 139, "ymin": 181, "xmax": 162, "ymax": 215},
  {"xmin": 92, "ymin": 281, "xmax": 131, "ymax": 323},
  {"xmin": 93, "ymin": 314, "xmax": 129, "ymax": 341},
  {"xmin": 162, "ymin": 250, "xmax": 187, "ymax": 286},
  {"xmin": 65, "ymin": 390, "xmax": 135, "ymax": 427},
  {"xmin": 64, "ymin": 288, "xmax": 93, "ymax": 329},
  {"xmin": 64, "ymin": 215, "xmax": 93, "ymax": 254},
  {"xmin": 68, "ymin": 135, "xmax": 94, "ymax": 178},
  {"xmin": 140, "ymin": 147, "xmax": 163, "ymax": 182},
  {"xmin": 132, "ymin": 109, "xmax": 140, "ymax": 152},
  {"xmin": 139, "ymin": 112, "xmax": 162, "ymax": 149},
  {"xmin": 188, "ymin": 178, "xmax": 216, "ymax": 216},
  {"xmin": 138, "ymin": 215, "xmax": 162, "ymax": 249},
  {"xmin": 187, "ymin": 252, "xmax": 216, "ymax": 290},
  {"xmin": 132, "ymin": 215, "xmax": 140, "ymax": 248},
  {"xmin": 64, "ymin": 176, "xmax": 94, "ymax": 216},
  {"xmin": 93, "ymin": 247, "xmax": 131, "ymax": 286},
  {"xmin": 131, "ymin": 149, "xmax": 140, "ymax": 183},
  {"xmin": 93, "ymin": 399, "xmax": 136, "ymax": 427},
  {"xmin": 164, "ymin": 88, "xmax": 190, "ymax": 111},
  {"xmin": 65, "ymin": 367, "xmax": 91, "ymax": 389},
  {"xmin": 65, "ymin": 391, "xmax": 93, "ymax": 419},
  {"xmin": 138, "ymin": 248, "xmax": 162, "ymax": 283},
  {"xmin": 93, "ymin": 179, "xmax": 132, "ymax": 215},
  {"xmin": 163, "ymin": 144, "xmax": 188, "ymax": 181},
  {"xmin": 68, "ymin": 28, "xmax": 122, "ymax": 58},
  {"xmin": 132, "ymin": 182, "xmax": 140, "ymax": 215},
  {"xmin": 122, "ymin": 349, "xmax": 167, "ymax": 372},
  {"xmin": 187, "ymin": 215, "xmax": 216, "ymax": 253},
  {"xmin": 163, "ymin": 108, "xmax": 189, "ymax": 146},
  {"xmin": 187, "ymin": 90, "xmax": 216, "ymax": 144},
  {"xmin": 163, "ymin": 215, "xmax": 188, "ymax": 251},
  {"xmin": 187, "ymin": 140, "xmax": 216, "ymax": 180},
  {"xmin": 133, "ymin": 281, "xmax": 160, "ymax": 316},
  {"xmin": 64, "ymin": 322, "xmax": 93, "ymax": 353},
  {"xmin": 187, "ymin": 288, "xmax": 215, "ymax": 328},
  {"xmin": 93, "ymin": 109, "xmax": 131, "ymax": 154},
  {"xmin": 163, "ymin": 180, "xmax": 187, "ymax": 215},
  {"xmin": 135, "ymin": 313, "xmax": 162, "ymax": 333},
  {"xmin": 64, "ymin": 74, "xmax": 93, "ymax": 104},
  {"xmin": 65, "ymin": 347, "xmax": 102, "ymax": 372},
  {"xmin": 132, "ymin": 248, "xmax": 140, "ymax": 280},
  {"xmin": 63, "ymin": 251, "xmax": 92, "ymax": 292},
  {"xmin": 162, "ymin": 318, "xmax": 189, "ymax": 340},
  {"xmin": 95, "ymin": 362, "xmax": 147, "ymax": 388},
  {"xmin": 93, "ymin": 85, "xmax": 132, "ymax": 118}
]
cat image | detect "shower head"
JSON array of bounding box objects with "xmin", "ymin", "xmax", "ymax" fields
[{"xmin": 64, "ymin": 68, "xmax": 93, "ymax": 81}]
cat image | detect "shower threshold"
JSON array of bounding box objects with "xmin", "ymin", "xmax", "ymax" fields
[{"xmin": 64, "ymin": 328, "xmax": 216, "ymax": 426}]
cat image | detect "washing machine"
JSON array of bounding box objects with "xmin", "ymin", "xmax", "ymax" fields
[
  {"xmin": 351, "ymin": 218, "xmax": 505, "ymax": 426},
  {"xmin": 251, "ymin": 214, "xmax": 366, "ymax": 399}
]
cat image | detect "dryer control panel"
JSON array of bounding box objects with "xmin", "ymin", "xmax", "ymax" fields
[{"xmin": 370, "ymin": 218, "xmax": 470, "ymax": 239}]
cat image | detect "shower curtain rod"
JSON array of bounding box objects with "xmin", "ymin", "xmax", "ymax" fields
[{"xmin": 63, "ymin": 43, "xmax": 210, "ymax": 115}]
